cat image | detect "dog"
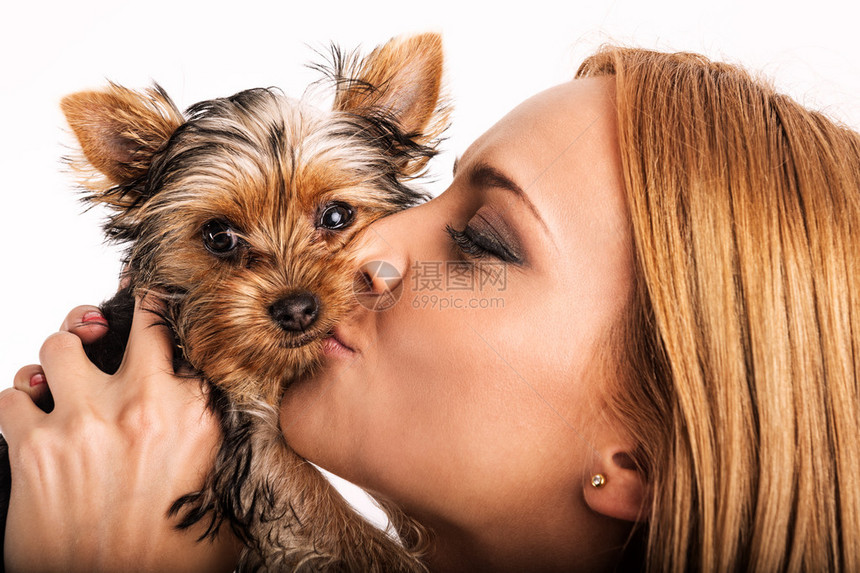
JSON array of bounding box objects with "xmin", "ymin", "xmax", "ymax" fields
[{"xmin": 0, "ymin": 33, "xmax": 448, "ymax": 571}]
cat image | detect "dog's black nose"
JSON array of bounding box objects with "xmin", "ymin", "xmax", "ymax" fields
[{"xmin": 269, "ymin": 292, "xmax": 320, "ymax": 332}]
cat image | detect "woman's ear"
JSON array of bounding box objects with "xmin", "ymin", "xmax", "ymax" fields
[{"xmin": 583, "ymin": 449, "xmax": 650, "ymax": 523}]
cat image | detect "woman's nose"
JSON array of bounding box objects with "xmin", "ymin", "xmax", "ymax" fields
[
  {"xmin": 352, "ymin": 206, "xmax": 422, "ymax": 310},
  {"xmin": 355, "ymin": 258, "xmax": 404, "ymax": 311}
]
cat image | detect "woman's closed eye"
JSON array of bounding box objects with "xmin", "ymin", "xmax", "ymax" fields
[{"xmin": 445, "ymin": 221, "xmax": 523, "ymax": 264}]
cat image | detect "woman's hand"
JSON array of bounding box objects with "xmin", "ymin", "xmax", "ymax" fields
[
  {"xmin": 11, "ymin": 304, "xmax": 109, "ymax": 411},
  {"xmin": 0, "ymin": 298, "xmax": 242, "ymax": 572}
]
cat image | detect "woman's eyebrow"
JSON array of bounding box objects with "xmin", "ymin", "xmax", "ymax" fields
[{"xmin": 464, "ymin": 160, "xmax": 551, "ymax": 238}]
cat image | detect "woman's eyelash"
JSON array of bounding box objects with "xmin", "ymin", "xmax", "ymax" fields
[
  {"xmin": 445, "ymin": 224, "xmax": 492, "ymax": 260},
  {"xmin": 447, "ymin": 223, "xmax": 528, "ymax": 265}
]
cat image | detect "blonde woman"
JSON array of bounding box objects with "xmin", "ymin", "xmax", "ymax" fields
[{"xmin": 3, "ymin": 46, "xmax": 858, "ymax": 571}]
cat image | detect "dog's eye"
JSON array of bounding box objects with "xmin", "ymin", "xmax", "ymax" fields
[
  {"xmin": 202, "ymin": 219, "xmax": 240, "ymax": 255},
  {"xmin": 318, "ymin": 202, "xmax": 354, "ymax": 230}
]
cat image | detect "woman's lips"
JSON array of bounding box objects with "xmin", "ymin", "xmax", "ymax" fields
[{"xmin": 322, "ymin": 329, "xmax": 356, "ymax": 358}]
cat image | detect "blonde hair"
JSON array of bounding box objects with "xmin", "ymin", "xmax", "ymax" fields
[{"xmin": 577, "ymin": 48, "xmax": 860, "ymax": 571}]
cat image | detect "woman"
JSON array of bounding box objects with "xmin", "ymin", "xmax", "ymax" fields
[{"xmin": 2, "ymin": 46, "xmax": 858, "ymax": 571}]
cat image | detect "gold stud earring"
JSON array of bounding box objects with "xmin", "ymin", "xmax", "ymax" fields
[{"xmin": 591, "ymin": 474, "xmax": 606, "ymax": 488}]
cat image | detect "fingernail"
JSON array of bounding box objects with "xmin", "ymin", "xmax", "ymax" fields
[
  {"xmin": 81, "ymin": 310, "xmax": 108, "ymax": 326},
  {"xmin": 29, "ymin": 373, "xmax": 47, "ymax": 387}
]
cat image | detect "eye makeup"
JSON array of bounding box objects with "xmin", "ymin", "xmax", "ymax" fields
[{"xmin": 445, "ymin": 207, "xmax": 525, "ymax": 265}]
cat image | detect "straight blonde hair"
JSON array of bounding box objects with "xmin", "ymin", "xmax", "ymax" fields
[{"xmin": 577, "ymin": 48, "xmax": 860, "ymax": 571}]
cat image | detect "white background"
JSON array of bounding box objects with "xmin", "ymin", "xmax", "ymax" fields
[{"xmin": 1, "ymin": 0, "xmax": 859, "ymax": 522}]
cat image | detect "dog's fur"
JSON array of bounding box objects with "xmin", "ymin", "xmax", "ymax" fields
[{"xmin": 0, "ymin": 33, "xmax": 447, "ymax": 571}]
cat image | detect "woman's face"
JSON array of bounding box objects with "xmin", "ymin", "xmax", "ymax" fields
[{"xmin": 281, "ymin": 77, "xmax": 633, "ymax": 568}]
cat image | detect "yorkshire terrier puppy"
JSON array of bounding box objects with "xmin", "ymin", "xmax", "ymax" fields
[{"xmin": 0, "ymin": 33, "xmax": 447, "ymax": 571}]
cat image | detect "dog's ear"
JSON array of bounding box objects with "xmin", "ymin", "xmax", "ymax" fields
[
  {"xmin": 333, "ymin": 33, "xmax": 449, "ymax": 177},
  {"xmin": 61, "ymin": 84, "xmax": 184, "ymax": 208}
]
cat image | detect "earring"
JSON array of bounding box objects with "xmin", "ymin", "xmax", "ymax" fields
[{"xmin": 591, "ymin": 474, "xmax": 606, "ymax": 488}]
